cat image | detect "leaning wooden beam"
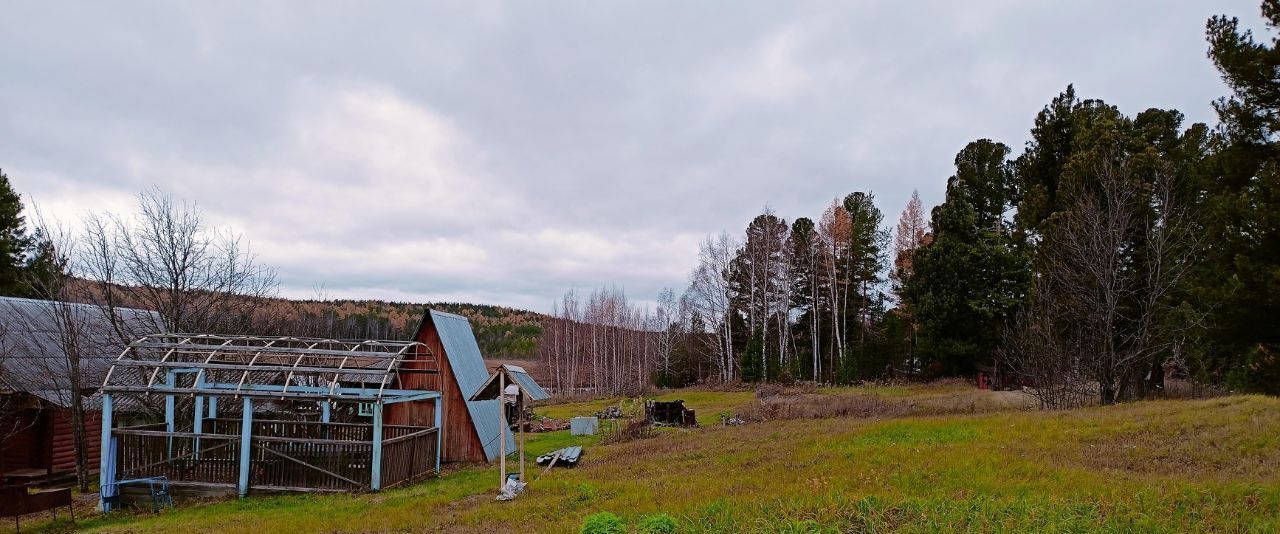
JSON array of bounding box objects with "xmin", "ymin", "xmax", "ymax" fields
[{"xmin": 254, "ymin": 444, "xmax": 367, "ymax": 488}]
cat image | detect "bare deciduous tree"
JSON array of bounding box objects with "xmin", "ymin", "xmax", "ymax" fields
[
  {"xmin": 687, "ymin": 232, "xmax": 740, "ymax": 382},
  {"xmin": 1007, "ymin": 158, "xmax": 1201, "ymax": 408},
  {"xmin": 80, "ymin": 188, "xmax": 278, "ymax": 334},
  {"xmin": 653, "ymin": 287, "xmax": 681, "ymax": 385}
]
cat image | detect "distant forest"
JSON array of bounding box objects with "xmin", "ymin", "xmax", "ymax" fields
[{"xmin": 268, "ymin": 298, "xmax": 544, "ymax": 359}]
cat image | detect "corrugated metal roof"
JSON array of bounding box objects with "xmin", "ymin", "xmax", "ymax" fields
[
  {"xmin": 469, "ymin": 364, "xmax": 551, "ymax": 402},
  {"xmin": 426, "ymin": 309, "xmax": 514, "ymax": 462},
  {"xmin": 0, "ymin": 297, "xmax": 162, "ymax": 407},
  {"xmin": 502, "ymin": 364, "xmax": 550, "ymax": 401}
]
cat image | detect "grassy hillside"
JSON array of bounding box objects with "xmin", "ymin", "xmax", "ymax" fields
[{"xmin": 19, "ymin": 386, "xmax": 1280, "ymax": 533}]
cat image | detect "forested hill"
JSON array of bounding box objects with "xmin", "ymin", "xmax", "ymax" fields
[
  {"xmin": 56, "ymin": 277, "xmax": 547, "ymax": 359},
  {"xmin": 271, "ymin": 299, "xmax": 545, "ymax": 359}
]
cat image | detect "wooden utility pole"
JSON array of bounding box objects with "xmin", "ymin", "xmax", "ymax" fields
[{"xmin": 498, "ymin": 372, "xmax": 506, "ymax": 490}]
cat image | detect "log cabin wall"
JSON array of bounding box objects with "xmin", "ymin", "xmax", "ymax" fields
[
  {"xmin": 51, "ymin": 409, "xmax": 101, "ymax": 473},
  {"xmin": 0, "ymin": 411, "xmax": 41, "ymax": 473},
  {"xmin": 1, "ymin": 405, "xmax": 101, "ymax": 476}
]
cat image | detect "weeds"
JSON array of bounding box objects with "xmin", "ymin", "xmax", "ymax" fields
[{"xmin": 580, "ymin": 512, "xmax": 625, "ymax": 534}]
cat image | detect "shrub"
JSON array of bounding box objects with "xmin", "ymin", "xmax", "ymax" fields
[
  {"xmin": 581, "ymin": 511, "xmax": 625, "ymax": 534},
  {"xmin": 638, "ymin": 513, "xmax": 677, "ymax": 533}
]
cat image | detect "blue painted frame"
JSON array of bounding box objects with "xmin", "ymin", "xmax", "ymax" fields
[{"xmin": 101, "ymin": 379, "xmax": 443, "ymax": 504}]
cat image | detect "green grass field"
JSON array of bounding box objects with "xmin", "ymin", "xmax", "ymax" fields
[{"xmin": 13, "ymin": 385, "xmax": 1280, "ymax": 533}]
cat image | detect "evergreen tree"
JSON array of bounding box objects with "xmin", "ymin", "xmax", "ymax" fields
[
  {"xmin": 840, "ymin": 192, "xmax": 888, "ymax": 379},
  {"xmin": 1196, "ymin": 2, "xmax": 1280, "ymax": 392},
  {"xmin": 728, "ymin": 211, "xmax": 788, "ymax": 380},
  {"xmin": 908, "ymin": 140, "xmax": 1030, "ymax": 376},
  {"xmin": 23, "ymin": 227, "xmax": 70, "ymax": 296},
  {"xmin": 0, "ymin": 169, "xmax": 32, "ymax": 297},
  {"xmin": 788, "ymin": 217, "xmax": 823, "ymax": 381}
]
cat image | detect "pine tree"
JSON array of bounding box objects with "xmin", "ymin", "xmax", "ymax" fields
[
  {"xmin": 0, "ymin": 169, "xmax": 32, "ymax": 297},
  {"xmin": 840, "ymin": 192, "xmax": 888, "ymax": 380},
  {"xmin": 1196, "ymin": 1, "xmax": 1280, "ymax": 392},
  {"xmin": 908, "ymin": 140, "xmax": 1029, "ymax": 377},
  {"xmin": 728, "ymin": 211, "xmax": 788, "ymax": 381},
  {"xmin": 788, "ymin": 217, "xmax": 822, "ymax": 380}
]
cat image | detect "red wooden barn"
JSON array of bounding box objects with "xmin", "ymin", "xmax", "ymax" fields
[
  {"xmin": 0, "ymin": 297, "xmax": 159, "ymax": 484},
  {"xmin": 387, "ymin": 309, "xmax": 513, "ymax": 463}
]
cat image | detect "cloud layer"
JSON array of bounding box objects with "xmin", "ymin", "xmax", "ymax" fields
[{"xmin": 0, "ymin": 1, "xmax": 1252, "ymax": 310}]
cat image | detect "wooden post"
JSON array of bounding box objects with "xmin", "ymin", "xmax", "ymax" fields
[
  {"xmin": 98, "ymin": 393, "xmax": 113, "ymax": 512},
  {"xmin": 514, "ymin": 391, "xmax": 524, "ymax": 481},
  {"xmin": 165, "ymin": 371, "xmax": 176, "ymax": 459},
  {"xmin": 433, "ymin": 396, "xmax": 442, "ymax": 474},
  {"xmin": 498, "ymin": 372, "xmax": 506, "ymax": 490},
  {"xmin": 371, "ymin": 402, "xmax": 383, "ymax": 491},
  {"xmin": 321, "ymin": 400, "xmax": 331, "ymax": 440},
  {"xmin": 193, "ymin": 374, "xmax": 205, "ymax": 459},
  {"xmin": 238, "ymin": 397, "xmax": 253, "ymax": 498}
]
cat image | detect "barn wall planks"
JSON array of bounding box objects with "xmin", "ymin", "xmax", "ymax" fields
[{"xmin": 386, "ymin": 325, "xmax": 488, "ymax": 463}]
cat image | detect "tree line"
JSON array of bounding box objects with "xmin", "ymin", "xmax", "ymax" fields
[{"xmin": 538, "ymin": 2, "xmax": 1280, "ymax": 404}]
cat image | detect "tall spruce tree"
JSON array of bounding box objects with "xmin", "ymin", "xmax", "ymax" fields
[{"xmin": 0, "ymin": 169, "xmax": 32, "ymax": 297}]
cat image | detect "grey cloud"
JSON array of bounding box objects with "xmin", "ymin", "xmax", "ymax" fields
[{"xmin": 0, "ymin": 0, "xmax": 1254, "ymax": 310}]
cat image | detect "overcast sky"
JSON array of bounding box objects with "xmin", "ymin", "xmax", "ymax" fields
[{"xmin": 0, "ymin": 1, "xmax": 1259, "ymax": 311}]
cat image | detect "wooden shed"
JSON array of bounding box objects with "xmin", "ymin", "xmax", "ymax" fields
[
  {"xmin": 0, "ymin": 297, "xmax": 159, "ymax": 484},
  {"xmin": 387, "ymin": 310, "xmax": 513, "ymax": 463}
]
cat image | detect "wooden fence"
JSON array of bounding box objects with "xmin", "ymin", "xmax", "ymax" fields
[{"xmin": 113, "ymin": 419, "xmax": 437, "ymax": 493}]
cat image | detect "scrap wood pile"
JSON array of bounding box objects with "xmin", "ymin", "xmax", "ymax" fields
[
  {"xmin": 512, "ymin": 405, "xmax": 569, "ymax": 432},
  {"xmin": 524, "ymin": 417, "xmax": 569, "ymax": 432},
  {"xmin": 646, "ymin": 399, "xmax": 697, "ymax": 427},
  {"xmin": 595, "ymin": 406, "xmax": 625, "ymax": 419}
]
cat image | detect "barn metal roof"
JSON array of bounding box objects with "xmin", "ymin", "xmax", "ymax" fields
[
  {"xmin": 470, "ymin": 364, "xmax": 551, "ymax": 402},
  {"xmin": 0, "ymin": 297, "xmax": 161, "ymax": 407},
  {"xmin": 101, "ymin": 333, "xmax": 440, "ymax": 403},
  {"xmin": 422, "ymin": 309, "xmax": 514, "ymax": 461}
]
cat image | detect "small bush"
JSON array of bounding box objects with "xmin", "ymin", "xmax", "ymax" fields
[
  {"xmin": 581, "ymin": 511, "xmax": 626, "ymax": 534},
  {"xmin": 638, "ymin": 513, "xmax": 677, "ymax": 533},
  {"xmin": 573, "ymin": 483, "xmax": 599, "ymax": 504}
]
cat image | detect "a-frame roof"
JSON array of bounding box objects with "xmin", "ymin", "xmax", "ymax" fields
[
  {"xmin": 470, "ymin": 364, "xmax": 550, "ymax": 402},
  {"xmin": 417, "ymin": 309, "xmax": 514, "ymax": 461}
]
